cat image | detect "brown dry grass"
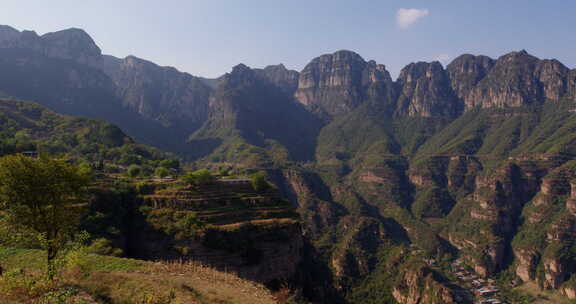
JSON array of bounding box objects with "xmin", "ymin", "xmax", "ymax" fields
[{"xmin": 0, "ymin": 248, "xmax": 277, "ymax": 304}]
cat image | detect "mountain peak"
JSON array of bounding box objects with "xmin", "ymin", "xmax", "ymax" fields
[
  {"xmin": 263, "ymin": 63, "xmax": 287, "ymax": 70},
  {"xmin": 231, "ymin": 63, "xmax": 252, "ymax": 74},
  {"xmin": 41, "ymin": 27, "xmax": 97, "ymax": 45},
  {"xmin": 0, "ymin": 25, "xmax": 20, "ymax": 43},
  {"xmin": 256, "ymin": 64, "xmax": 299, "ymax": 93},
  {"xmin": 295, "ymin": 49, "xmax": 395, "ymax": 120},
  {"xmin": 40, "ymin": 27, "xmax": 102, "ymax": 66},
  {"xmin": 463, "ymin": 49, "xmax": 570, "ymax": 109},
  {"xmin": 0, "ymin": 24, "xmax": 18, "ymax": 34},
  {"xmin": 396, "ymin": 61, "xmax": 459, "ymax": 117},
  {"xmin": 44, "ymin": 27, "xmax": 90, "ymax": 37},
  {"xmin": 499, "ymin": 49, "xmax": 538, "ymax": 62},
  {"xmin": 446, "ymin": 54, "xmax": 495, "ymax": 100},
  {"xmin": 401, "ymin": 61, "xmax": 444, "ymax": 75},
  {"xmin": 219, "ymin": 64, "xmax": 258, "ymax": 89},
  {"xmin": 333, "ymin": 49, "xmax": 363, "ymax": 57},
  {"xmin": 313, "ymin": 49, "xmax": 366, "ymax": 65},
  {"xmin": 41, "ymin": 27, "xmax": 100, "ymax": 51}
]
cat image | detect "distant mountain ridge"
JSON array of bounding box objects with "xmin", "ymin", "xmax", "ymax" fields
[{"xmin": 0, "ymin": 26, "xmax": 574, "ymax": 160}]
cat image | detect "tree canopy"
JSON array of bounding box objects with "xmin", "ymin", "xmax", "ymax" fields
[
  {"xmin": 250, "ymin": 171, "xmax": 270, "ymax": 192},
  {"xmin": 0, "ymin": 154, "xmax": 90, "ymax": 279},
  {"xmin": 181, "ymin": 169, "xmax": 215, "ymax": 186}
]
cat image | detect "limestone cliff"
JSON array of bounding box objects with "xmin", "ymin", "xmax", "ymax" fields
[
  {"xmin": 294, "ymin": 50, "xmax": 395, "ymax": 120},
  {"xmin": 446, "ymin": 54, "xmax": 495, "ymax": 101},
  {"xmin": 102, "ymin": 55, "xmax": 211, "ymax": 128},
  {"xmin": 396, "ymin": 61, "xmax": 460, "ymax": 117},
  {"xmin": 254, "ymin": 64, "xmax": 300, "ymax": 94},
  {"xmin": 392, "ymin": 263, "xmax": 457, "ymax": 304},
  {"xmin": 0, "ymin": 26, "xmax": 102, "ymax": 67},
  {"xmin": 464, "ymin": 50, "xmax": 570, "ymax": 109}
]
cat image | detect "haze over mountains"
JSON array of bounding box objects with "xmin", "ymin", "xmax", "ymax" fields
[
  {"xmin": 1, "ymin": 24, "xmax": 574, "ymax": 161},
  {"xmin": 1, "ymin": 25, "xmax": 576, "ymax": 303}
]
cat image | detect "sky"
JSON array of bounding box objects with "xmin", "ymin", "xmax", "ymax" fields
[{"xmin": 1, "ymin": 1, "xmax": 575, "ymax": 79}]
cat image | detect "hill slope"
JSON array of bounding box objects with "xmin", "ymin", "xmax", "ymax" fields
[{"xmin": 0, "ymin": 247, "xmax": 277, "ymax": 304}]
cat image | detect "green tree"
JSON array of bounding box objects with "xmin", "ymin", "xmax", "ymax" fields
[
  {"xmin": 181, "ymin": 169, "xmax": 214, "ymax": 186},
  {"xmin": 0, "ymin": 154, "xmax": 90, "ymax": 280},
  {"xmin": 99, "ymin": 124, "xmax": 126, "ymax": 147},
  {"xmin": 159, "ymin": 158, "xmax": 180, "ymax": 170},
  {"xmin": 250, "ymin": 171, "xmax": 269, "ymax": 192},
  {"xmin": 127, "ymin": 164, "xmax": 142, "ymax": 178},
  {"xmin": 155, "ymin": 167, "xmax": 170, "ymax": 178}
]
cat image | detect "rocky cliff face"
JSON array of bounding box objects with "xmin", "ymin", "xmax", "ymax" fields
[
  {"xmin": 446, "ymin": 54, "xmax": 495, "ymax": 101},
  {"xmin": 568, "ymin": 69, "xmax": 576, "ymax": 99},
  {"xmin": 102, "ymin": 55, "xmax": 211, "ymax": 128},
  {"xmin": 511, "ymin": 163, "xmax": 576, "ymax": 291},
  {"xmin": 396, "ymin": 61, "xmax": 460, "ymax": 117},
  {"xmin": 190, "ymin": 63, "xmax": 321, "ymax": 162},
  {"xmin": 392, "ymin": 263, "xmax": 457, "ymax": 304},
  {"xmin": 330, "ymin": 216, "xmax": 387, "ymax": 282},
  {"xmin": 463, "ymin": 50, "xmax": 570, "ymax": 109},
  {"xmin": 0, "ymin": 25, "xmax": 217, "ymax": 152},
  {"xmin": 294, "ymin": 50, "xmax": 395, "ymax": 120},
  {"xmin": 0, "ymin": 26, "xmax": 102, "ymax": 67},
  {"xmin": 254, "ymin": 64, "xmax": 300, "ymax": 94}
]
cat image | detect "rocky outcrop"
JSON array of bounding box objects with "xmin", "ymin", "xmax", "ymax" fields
[
  {"xmin": 515, "ymin": 248, "xmax": 540, "ymax": 282},
  {"xmin": 464, "ymin": 50, "xmax": 570, "ymax": 109},
  {"xmin": 535, "ymin": 59, "xmax": 570, "ymax": 101},
  {"xmin": 41, "ymin": 28, "xmax": 103, "ymax": 67},
  {"xmin": 392, "ymin": 263, "xmax": 457, "ymax": 304},
  {"xmin": 446, "ymin": 54, "xmax": 495, "ymax": 100},
  {"xmin": 568, "ymin": 69, "xmax": 576, "ymax": 99},
  {"xmin": 446, "ymin": 155, "xmax": 482, "ymax": 193},
  {"xmin": 447, "ymin": 162, "xmax": 545, "ymax": 277},
  {"xmin": 567, "ymin": 181, "xmax": 576, "ymax": 215},
  {"xmin": 396, "ymin": 61, "xmax": 460, "ymax": 117},
  {"xmin": 564, "ymin": 283, "xmax": 576, "ymax": 300},
  {"xmin": 0, "ymin": 25, "xmax": 21, "ymax": 44},
  {"xmin": 137, "ymin": 218, "xmax": 304, "ymax": 283},
  {"xmin": 272, "ymin": 169, "xmax": 340, "ymax": 238},
  {"xmin": 254, "ymin": 64, "xmax": 299, "ymax": 93},
  {"xmin": 543, "ymin": 256, "xmax": 568, "ymax": 289},
  {"xmin": 0, "ymin": 26, "xmax": 102, "ymax": 67},
  {"xmin": 331, "ymin": 216, "xmax": 386, "ymax": 280},
  {"xmin": 102, "ymin": 55, "xmax": 211, "ymax": 128},
  {"xmin": 294, "ymin": 50, "xmax": 394, "ymax": 120}
]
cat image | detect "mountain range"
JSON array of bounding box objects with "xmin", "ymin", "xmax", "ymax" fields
[{"xmin": 1, "ymin": 25, "xmax": 576, "ymax": 303}]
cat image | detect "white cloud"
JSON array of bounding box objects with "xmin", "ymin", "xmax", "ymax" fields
[
  {"xmin": 396, "ymin": 8, "xmax": 429, "ymax": 29},
  {"xmin": 433, "ymin": 54, "xmax": 452, "ymax": 64}
]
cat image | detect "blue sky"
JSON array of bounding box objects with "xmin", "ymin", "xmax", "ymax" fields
[{"xmin": 1, "ymin": 1, "xmax": 575, "ymax": 78}]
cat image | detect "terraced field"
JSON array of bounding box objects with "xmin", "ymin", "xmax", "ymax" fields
[{"xmin": 141, "ymin": 180, "xmax": 299, "ymax": 226}]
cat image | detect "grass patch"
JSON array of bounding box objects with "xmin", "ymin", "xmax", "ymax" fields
[{"xmin": 0, "ymin": 247, "xmax": 276, "ymax": 304}]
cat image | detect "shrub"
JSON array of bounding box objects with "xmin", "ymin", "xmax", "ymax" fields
[
  {"xmin": 155, "ymin": 167, "xmax": 171, "ymax": 178},
  {"xmin": 159, "ymin": 158, "xmax": 180, "ymax": 170},
  {"xmin": 250, "ymin": 171, "xmax": 270, "ymax": 192},
  {"xmin": 127, "ymin": 165, "xmax": 142, "ymax": 178},
  {"xmin": 181, "ymin": 169, "xmax": 214, "ymax": 186}
]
